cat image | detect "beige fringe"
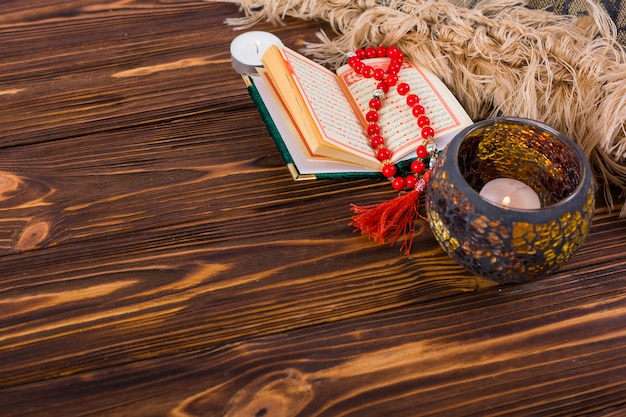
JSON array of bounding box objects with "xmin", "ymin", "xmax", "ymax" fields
[{"xmin": 217, "ymin": 0, "xmax": 626, "ymax": 216}]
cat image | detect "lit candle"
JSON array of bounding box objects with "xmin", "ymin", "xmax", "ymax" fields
[
  {"xmin": 479, "ymin": 178, "xmax": 541, "ymax": 210},
  {"xmin": 230, "ymin": 31, "xmax": 283, "ymax": 74}
]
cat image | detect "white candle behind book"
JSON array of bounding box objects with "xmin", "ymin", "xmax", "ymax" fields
[
  {"xmin": 230, "ymin": 31, "xmax": 283, "ymax": 74},
  {"xmin": 479, "ymin": 178, "xmax": 541, "ymax": 209}
]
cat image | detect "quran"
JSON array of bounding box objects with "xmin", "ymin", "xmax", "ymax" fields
[{"xmin": 244, "ymin": 45, "xmax": 472, "ymax": 180}]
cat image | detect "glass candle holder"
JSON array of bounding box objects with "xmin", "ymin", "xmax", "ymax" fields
[{"xmin": 426, "ymin": 117, "xmax": 595, "ymax": 284}]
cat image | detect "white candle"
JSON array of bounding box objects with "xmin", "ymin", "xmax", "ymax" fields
[
  {"xmin": 479, "ymin": 178, "xmax": 541, "ymax": 210},
  {"xmin": 230, "ymin": 31, "xmax": 283, "ymax": 74}
]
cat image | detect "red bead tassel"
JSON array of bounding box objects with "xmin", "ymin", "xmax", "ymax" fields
[
  {"xmin": 350, "ymin": 173, "xmax": 430, "ymax": 255},
  {"xmin": 347, "ymin": 44, "xmax": 436, "ymax": 255}
]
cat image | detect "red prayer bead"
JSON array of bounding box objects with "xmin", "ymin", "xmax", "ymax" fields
[
  {"xmin": 365, "ymin": 47, "xmax": 377, "ymax": 58},
  {"xmin": 367, "ymin": 124, "xmax": 380, "ymax": 135},
  {"xmin": 411, "ymin": 160, "xmax": 426, "ymax": 174},
  {"xmin": 386, "ymin": 46, "xmax": 399, "ymax": 58},
  {"xmin": 421, "ymin": 126, "xmax": 435, "ymax": 139},
  {"xmin": 391, "ymin": 57, "xmax": 403, "ymax": 67},
  {"xmin": 388, "ymin": 63, "xmax": 402, "ymax": 74},
  {"xmin": 369, "ymin": 98, "xmax": 382, "ymax": 110},
  {"xmin": 382, "ymin": 164, "xmax": 396, "ymax": 178},
  {"xmin": 353, "ymin": 61, "xmax": 364, "ymax": 74},
  {"xmin": 391, "ymin": 176, "xmax": 405, "ymax": 190},
  {"xmin": 373, "ymin": 68, "xmax": 385, "ymax": 80},
  {"xmin": 417, "ymin": 115, "xmax": 431, "ymax": 128},
  {"xmin": 405, "ymin": 174, "xmax": 417, "ymax": 189},
  {"xmin": 363, "ymin": 66, "xmax": 375, "ymax": 78},
  {"xmin": 412, "ymin": 105, "xmax": 425, "ymax": 117},
  {"xmin": 377, "ymin": 82, "xmax": 389, "ymax": 93},
  {"xmin": 386, "ymin": 73, "xmax": 398, "ymax": 86},
  {"xmin": 348, "ymin": 56, "xmax": 359, "ymax": 67},
  {"xmin": 397, "ymin": 83, "xmax": 410, "ymax": 95},
  {"xmin": 371, "ymin": 135, "xmax": 384, "ymax": 147},
  {"xmin": 355, "ymin": 48, "xmax": 366, "ymax": 59},
  {"xmin": 406, "ymin": 94, "xmax": 420, "ymax": 106},
  {"xmin": 366, "ymin": 111, "xmax": 379, "ymax": 122},
  {"xmin": 377, "ymin": 147, "xmax": 391, "ymax": 161},
  {"xmin": 416, "ymin": 145, "xmax": 428, "ymax": 159},
  {"xmin": 376, "ymin": 46, "xmax": 387, "ymax": 57}
]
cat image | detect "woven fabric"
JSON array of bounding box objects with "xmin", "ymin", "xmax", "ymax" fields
[{"xmin": 529, "ymin": 0, "xmax": 626, "ymax": 42}]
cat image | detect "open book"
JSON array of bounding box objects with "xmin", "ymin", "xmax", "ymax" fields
[{"xmin": 245, "ymin": 45, "xmax": 472, "ymax": 180}]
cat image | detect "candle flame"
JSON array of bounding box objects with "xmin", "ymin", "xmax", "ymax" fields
[
  {"xmin": 501, "ymin": 195, "xmax": 511, "ymax": 207},
  {"xmin": 254, "ymin": 40, "xmax": 260, "ymax": 54}
]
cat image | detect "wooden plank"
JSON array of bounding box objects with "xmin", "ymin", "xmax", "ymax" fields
[
  {"xmin": 0, "ymin": 1, "xmax": 321, "ymax": 146},
  {"xmin": 0, "ymin": 0, "xmax": 338, "ymax": 256},
  {"xmin": 1, "ymin": 2, "xmax": 626, "ymax": 416},
  {"xmin": 0, "ymin": 204, "xmax": 623, "ymax": 389},
  {"xmin": 2, "ymin": 261, "xmax": 625, "ymax": 416},
  {"xmin": 0, "ymin": 214, "xmax": 486, "ymax": 388}
]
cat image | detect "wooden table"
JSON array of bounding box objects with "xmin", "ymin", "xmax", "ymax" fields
[{"xmin": 2, "ymin": 2, "xmax": 626, "ymax": 416}]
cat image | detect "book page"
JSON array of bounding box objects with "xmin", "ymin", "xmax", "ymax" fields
[
  {"xmin": 337, "ymin": 58, "xmax": 472, "ymax": 161},
  {"xmin": 251, "ymin": 74, "xmax": 379, "ymax": 176},
  {"xmin": 261, "ymin": 46, "xmax": 380, "ymax": 168},
  {"xmin": 279, "ymin": 48, "xmax": 378, "ymax": 164}
]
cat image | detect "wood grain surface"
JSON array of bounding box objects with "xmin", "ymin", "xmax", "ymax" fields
[{"xmin": 1, "ymin": 2, "xmax": 626, "ymax": 416}]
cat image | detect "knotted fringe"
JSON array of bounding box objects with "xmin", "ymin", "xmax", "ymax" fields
[
  {"xmin": 351, "ymin": 189, "xmax": 422, "ymax": 255},
  {"xmin": 213, "ymin": 0, "xmax": 626, "ymax": 216},
  {"xmin": 350, "ymin": 173, "xmax": 431, "ymax": 254}
]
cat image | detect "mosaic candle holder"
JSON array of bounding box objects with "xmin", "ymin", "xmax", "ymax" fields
[{"xmin": 426, "ymin": 117, "xmax": 595, "ymax": 284}]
